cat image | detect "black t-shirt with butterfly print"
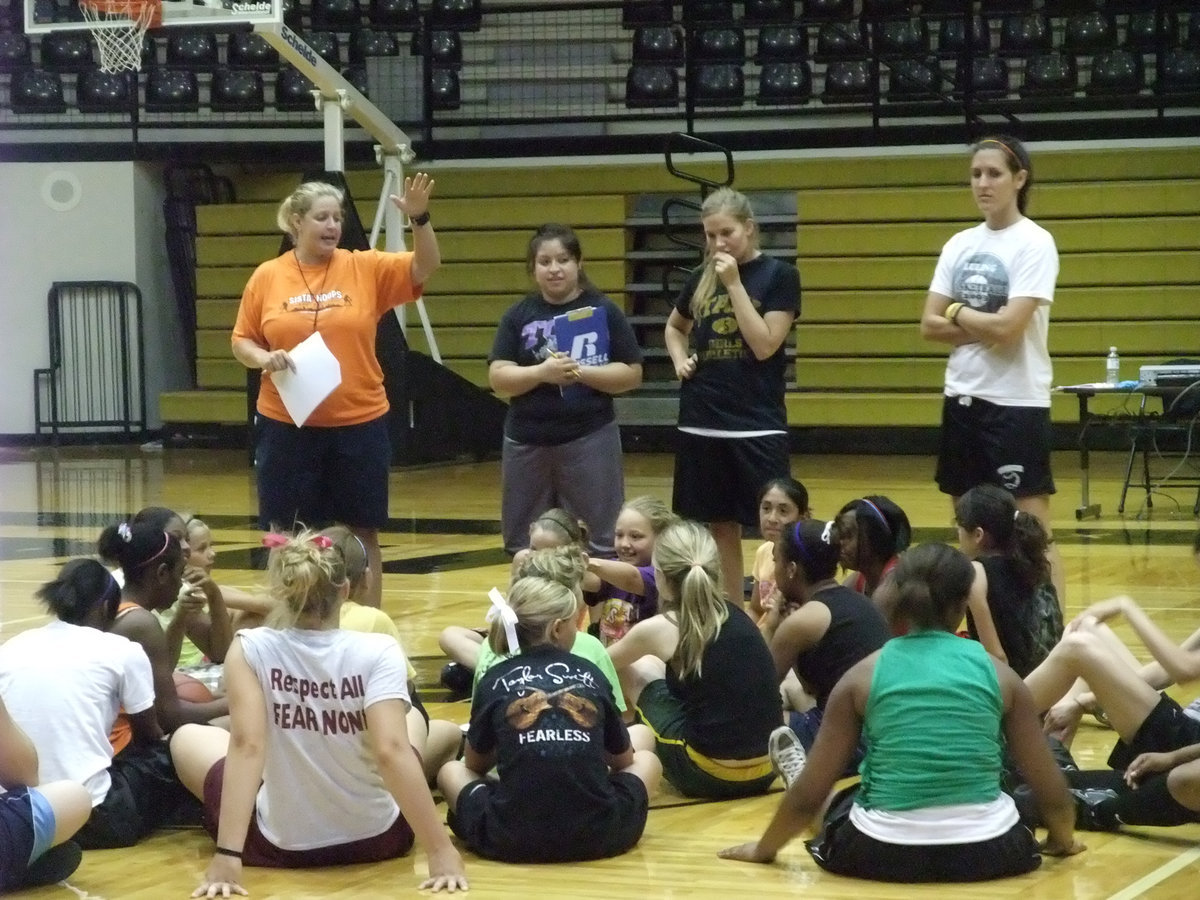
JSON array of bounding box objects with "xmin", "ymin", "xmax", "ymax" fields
[{"xmin": 467, "ymin": 643, "xmax": 632, "ymax": 834}]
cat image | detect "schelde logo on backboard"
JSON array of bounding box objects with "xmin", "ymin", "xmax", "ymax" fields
[
  {"xmin": 281, "ymin": 26, "xmax": 319, "ymax": 67},
  {"xmin": 231, "ymin": 1, "xmax": 273, "ymax": 13}
]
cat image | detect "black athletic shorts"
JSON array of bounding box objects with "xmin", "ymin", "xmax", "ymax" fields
[
  {"xmin": 672, "ymin": 431, "xmax": 790, "ymax": 528},
  {"xmin": 936, "ymin": 396, "xmax": 1055, "ymax": 499},
  {"xmin": 1107, "ymin": 693, "xmax": 1200, "ymax": 771}
]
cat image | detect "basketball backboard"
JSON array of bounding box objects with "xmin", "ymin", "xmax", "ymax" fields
[{"xmin": 23, "ymin": 0, "xmax": 283, "ymax": 32}]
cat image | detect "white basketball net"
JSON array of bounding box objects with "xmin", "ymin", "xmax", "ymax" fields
[{"xmin": 79, "ymin": 0, "xmax": 157, "ymax": 72}]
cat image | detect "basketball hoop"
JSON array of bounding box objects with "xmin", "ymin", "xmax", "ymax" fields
[{"xmin": 79, "ymin": 0, "xmax": 161, "ymax": 73}]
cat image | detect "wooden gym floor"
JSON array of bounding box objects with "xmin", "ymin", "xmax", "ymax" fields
[{"xmin": 2, "ymin": 445, "xmax": 1199, "ymax": 899}]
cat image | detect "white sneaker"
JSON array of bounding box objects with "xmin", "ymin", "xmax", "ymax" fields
[{"xmin": 768, "ymin": 725, "xmax": 807, "ymax": 789}]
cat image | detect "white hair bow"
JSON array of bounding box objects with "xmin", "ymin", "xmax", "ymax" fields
[{"xmin": 486, "ymin": 587, "xmax": 520, "ymax": 653}]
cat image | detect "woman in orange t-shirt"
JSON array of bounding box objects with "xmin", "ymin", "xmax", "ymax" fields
[{"xmin": 232, "ymin": 175, "xmax": 441, "ymax": 608}]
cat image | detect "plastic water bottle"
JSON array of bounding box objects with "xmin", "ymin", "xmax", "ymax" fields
[{"xmin": 1106, "ymin": 347, "xmax": 1120, "ymax": 385}]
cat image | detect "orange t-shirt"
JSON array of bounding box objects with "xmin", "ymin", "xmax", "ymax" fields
[
  {"xmin": 232, "ymin": 248, "xmax": 421, "ymax": 427},
  {"xmin": 109, "ymin": 600, "xmax": 143, "ymax": 754}
]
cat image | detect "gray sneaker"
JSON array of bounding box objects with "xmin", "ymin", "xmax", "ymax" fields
[{"xmin": 768, "ymin": 725, "xmax": 807, "ymax": 789}]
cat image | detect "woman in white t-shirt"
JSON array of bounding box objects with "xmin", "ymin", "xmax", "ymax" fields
[
  {"xmin": 168, "ymin": 531, "xmax": 467, "ymax": 895},
  {"xmin": 919, "ymin": 135, "xmax": 1064, "ymax": 604}
]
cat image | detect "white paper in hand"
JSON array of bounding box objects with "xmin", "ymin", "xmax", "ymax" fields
[{"xmin": 272, "ymin": 331, "xmax": 342, "ymax": 427}]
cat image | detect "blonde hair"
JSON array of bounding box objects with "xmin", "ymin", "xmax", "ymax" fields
[
  {"xmin": 653, "ymin": 521, "xmax": 728, "ymax": 679},
  {"xmin": 320, "ymin": 525, "xmax": 367, "ymax": 600},
  {"xmin": 276, "ymin": 181, "xmax": 345, "ymax": 239},
  {"xmin": 515, "ymin": 545, "xmax": 587, "ymax": 593},
  {"xmin": 488, "ymin": 575, "xmax": 579, "ymax": 655},
  {"xmin": 690, "ymin": 187, "xmax": 757, "ymax": 315},
  {"xmin": 621, "ymin": 495, "xmax": 678, "ymax": 536},
  {"xmin": 265, "ymin": 529, "xmax": 347, "ymax": 629}
]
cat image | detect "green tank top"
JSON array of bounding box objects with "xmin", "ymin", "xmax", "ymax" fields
[{"xmin": 858, "ymin": 630, "xmax": 1004, "ymax": 811}]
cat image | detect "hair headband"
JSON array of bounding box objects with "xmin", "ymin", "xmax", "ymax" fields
[
  {"xmin": 791, "ymin": 521, "xmax": 816, "ymax": 572},
  {"xmin": 486, "ymin": 587, "xmax": 521, "ymax": 653},
  {"xmin": 978, "ymin": 138, "xmax": 1019, "ymax": 164},
  {"xmin": 262, "ymin": 533, "xmax": 332, "ymax": 550},
  {"xmin": 130, "ymin": 531, "xmax": 172, "ymax": 573},
  {"xmin": 858, "ymin": 499, "xmax": 892, "ymax": 536},
  {"xmin": 99, "ymin": 571, "xmax": 121, "ymax": 607}
]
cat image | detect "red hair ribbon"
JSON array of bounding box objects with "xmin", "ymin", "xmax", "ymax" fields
[{"xmin": 262, "ymin": 533, "xmax": 290, "ymax": 548}]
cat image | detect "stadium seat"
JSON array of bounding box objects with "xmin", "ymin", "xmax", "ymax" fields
[
  {"xmin": 341, "ymin": 65, "xmax": 370, "ymax": 97},
  {"xmin": 429, "ymin": 0, "xmax": 481, "ymax": 31},
  {"xmin": 276, "ymin": 66, "xmax": 317, "ymax": 111},
  {"xmin": 886, "ymin": 56, "xmax": 942, "ymax": 100},
  {"xmin": 626, "ymin": 63, "xmax": 679, "ymax": 107},
  {"xmin": 684, "ymin": 1, "xmax": 734, "ymax": 24},
  {"xmin": 622, "ymin": 0, "xmax": 673, "ymax": 28},
  {"xmin": 139, "ymin": 34, "xmax": 158, "ymax": 69},
  {"xmin": 210, "ymin": 69, "xmax": 265, "ymax": 112},
  {"xmin": 416, "ymin": 30, "xmax": 463, "ymax": 68},
  {"xmin": 11, "ymin": 69, "xmax": 65, "ymax": 113},
  {"xmin": 166, "ymin": 31, "xmax": 220, "ymax": 71},
  {"xmin": 39, "ymin": 31, "xmax": 93, "ymax": 72},
  {"xmin": 691, "ymin": 26, "xmax": 745, "ymax": 64},
  {"xmin": 757, "ymin": 61, "xmax": 812, "ymax": 104},
  {"xmin": 802, "ymin": 0, "xmax": 852, "ymax": 23},
  {"xmin": 77, "ymin": 69, "xmax": 131, "ymax": 113},
  {"xmin": 633, "ymin": 25, "xmax": 684, "ymax": 64},
  {"xmin": 999, "ymin": 14, "xmax": 1052, "ymax": 56},
  {"xmin": 228, "ymin": 33, "xmax": 280, "ymax": 70},
  {"xmin": 145, "ymin": 68, "xmax": 200, "ymax": 112},
  {"xmin": 351, "ymin": 28, "xmax": 399, "ymax": 64},
  {"xmin": 814, "ymin": 21, "xmax": 867, "ymax": 62},
  {"xmin": 755, "ymin": 26, "xmax": 806, "ymax": 63},
  {"xmin": 954, "ymin": 56, "xmax": 1009, "ymax": 99},
  {"xmin": 743, "ymin": 0, "xmax": 794, "ymax": 27},
  {"xmin": 937, "ymin": 15, "xmax": 989, "ymax": 57},
  {"xmin": 690, "ymin": 62, "xmax": 744, "ymax": 105},
  {"xmin": 430, "ymin": 66, "xmax": 461, "ymax": 109},
  {"xmin": 1157, "ymin": 48, "xmax": 1200, "ymax": 94},
  {"xmin": 0, "ymin": 33, "xmax": 31, "ymax": 72},
  {"xmin": 369, "ymin": 0, "xmax": 421, "ymax": 31},
  {"xmin": 821, "ymin": 59, "xmax": 872, "ymax": 102},
  {"xmin": 1062, "ymin": 12, "xmax": 1118, "ymax": 56},
  {"xmin": 310, "ymin": 0, "xmax": 361, "ymax": 32},
  {"xmin": 1087, "ymin": 49, "xmax": 1144, "ymax": 95},
  {"xmin": 282, "ymin": 0, "xmax": 303, "ymax": 30},
  {"xmin": 1124, "ymin": 12, "xmax": 1179, "ymax": 53},
  {"xmin": 1019, "ymin": 52, "xmax": 1077, "ymax": 97},
  {"xmin": 875, "ymin": 19, "xmax": 930, "ymax": 57},
  {"xmin": 302, "ymin": 31, "xmax": 343, "ymax": 67}
]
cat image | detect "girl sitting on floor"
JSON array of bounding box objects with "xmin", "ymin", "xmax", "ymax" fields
[
  {"xmin": 437, "ymin": 575, "xmax": 659, "ymax": 863},
  {"xmin": 609, "ymin": 520, "xmax": 783, "ymax": 799},
  {"xmin": 721, "ymin": 543, "xmax": 1083, "ymax": 882},
  {"xmin": 956, "ymin": 484, "xmax": 1063, "ymax": 677},
  {"xmin": 750, "ymin": 476, "xmax": 810, "ymax": 621},
  {"xmin": 168, "ymin": 530, "xmax": 467, "ymax": 895}
]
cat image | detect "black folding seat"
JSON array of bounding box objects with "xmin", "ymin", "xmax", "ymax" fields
[
  {"xmin": 690, "ymin": 62, "xmax": 744, "ymax": 106},
  {"xmin": 1157, "ymin": 48, "xmax": 1200, "ymax": 94},
  {"xmin": 1019, "ymin": 52, "xmax": 1077, "ymax": 97},
  {"xmin": 998, "ymin": 14, "xmax": 1052, "ymax": 56},
  {"xmin": 821, "ymin": 59, "xmax": 872, "ymax": 102},
  {"xmin": 626, "ymin": 63, "xmax": 679, "ymax": 107},
  {"xmin": 228, "ymin": 33, "xmax": 280, "ymax": 70},
  {"xmin": 429, "ymin": 66, "xmax": 460, "ymax": 109},
  {"xmin": 937, "ymin": 16, "xmax": 990, "ymax": 58},
  {"xmin": 77, "ymin": 68, "xmax": 131, "ymax": 112},
  {"xmin": 684, "ymin": 0, "xmax": 734, "ymax": 24},
  {"xmin": 802, "ymin": 0, "xmax": 852, "ymax": 23},
  {"xmin": 369, "ymin": 0, "xmax": 421, "ymax": 31},
  {"xmin": 39, "ymin": 31, "xmax": 93, "ymax": 72},
  {"xmin": 276, "ymin": 66, "xmax": 317, "ymax": 111},
  {"xmin": 1124, "ymin": 12, "xmax": 1179, "ymax": 54},
  {"xmin": 757, "ymin": 61, "xmax": 812, "ymax": 104},
  {"xmin": 875, "ymin": 19, "xmax": 929, "ymax": 58},
  {"xmin": 0, "ymin": 33, "xmax": 32, "ymax": 73},
  {"xmin": 310, "ymin": 0, "xmax": 361, "ymax": 32},
  {"xmin": 429, "ymin": 0, "xmax": 481, "ymax": 31},
  {"xmin": 955, "ymin": 56, "xmax": 1009, "ymax": 99},
  {"xmin": 622, "ymin": 0, "xmax": 673, "ymax": 28},
  {"xmin": 341, "ymin": 65, "xmax": 370, "ymax": 97},
  {"xmin": 814, "ymin": 21, "xmax": 867, "ymax": 62},
  {"xmin": 350, "ymin": 28, "xmax": 399, "ymax": 64},
  {"xmin": 1062, "ymin": 12, "xmax": 1118, "ymax": 56},
  {"xmin": 415, "ymin": 30, "xmax": 463, "ymax": 68},
  {"xmin": 166, "ymin": 31, "xmax": 220, "ymax": 71},
  {"xmin": 11, "ymin": 68, "xmax": 65, "ymax": 112},
  {"xmin": 886, "ymin": 56, "xmax": 942, "ymax": 100},
  {"xmin": 145, "ymin": 68, "xmax": 200, "ymax": 112},
  {"xmin": 743, "ymin": 0, "xmax": 793, "ymax": 27},
  {"xmin": 1086, "ymin": 49, "xmax": 1144, "ymax": 95},
  {"xmin": 210, "ymin": 69, "xmax": 265, "ymax": 112},
  {"xmin": 691, "ymin": 26, "xmax": 745, "ymax": 64},
  {"xmin": 303, "ymin": 31, "xmax": 343, "ymax": 67},
  {"xmin": 755, "ymin": 26, "xmax": 806, "ymax": 64},
  {"xmin": 632, "ymin": 25, "xmax": 684, "ymax": 64}
]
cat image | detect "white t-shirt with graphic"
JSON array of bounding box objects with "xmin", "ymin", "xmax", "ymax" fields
[
  {"xmin": 237, "ymin": 627, "xmax": 410, "ymax": 850},
  {"xmin": 930, "ymin": 217, "xmax": 1059, "ymax": 407}
]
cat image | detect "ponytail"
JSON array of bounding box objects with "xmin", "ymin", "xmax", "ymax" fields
[{"xmin": 653, "ymin": 521, "xmax": 728, "ymax": 679}]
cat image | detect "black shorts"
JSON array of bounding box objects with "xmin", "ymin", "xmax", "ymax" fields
[
  {"xmin": 936, "ymin": 396, "xmax": 1055, "ymax": 499},
  {"xmin": 672, "ymin": 431, "xmax": 790, "ymax": 528},
  {"xmin": 75, "ymin": 740, "xmax": 194, "ymax": 850},
  {"xmin": 0, "ymin": 788, "xmax": 37, "ymax": 893},
  {"xmin": 448, "ymin": 773, "xmax": 648, "ymax": 864},
  {"xmin": 806, "ymin": 785, "xmax": 1042, "ymax": 883},
  {"xmin": 1107, "ymin": 693, "xmax": 1200, "ymax": 771},
  {"xmin": 254, "ymin": 413, "xmax": 391, "ymax": 531}
]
